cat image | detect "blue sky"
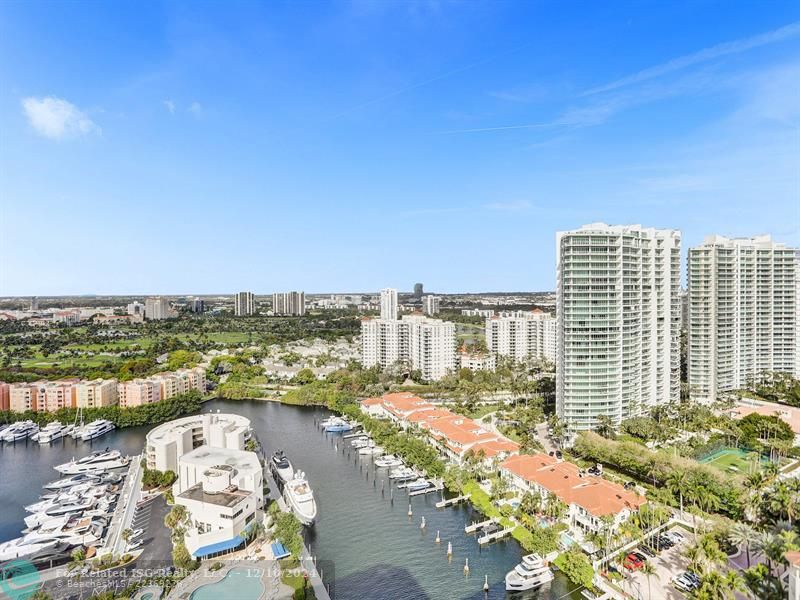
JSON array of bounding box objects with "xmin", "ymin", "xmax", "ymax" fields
[{"xmin": 1, "ymin": 1, "xmax": 798, "ymax": 295}]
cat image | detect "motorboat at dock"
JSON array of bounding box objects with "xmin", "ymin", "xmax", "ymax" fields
[
  {"xmin": 283, "ymin": 471, "xmax": 318, "ymax": 526},
  {"xmin": 505, "ymin": 553, "xmax": 555, "ymax": 592}
]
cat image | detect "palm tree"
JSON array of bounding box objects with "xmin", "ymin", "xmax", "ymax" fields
[
  {"xmin": 723, "ymin": 570, "xmax": 746, "ymax": 599},
  {"xmin": 121, "ymin": 528, "xmax": 132, "ymax": 546},
  {"xmin": 667, "ymin": 469, "xmax": 689, "ymax": 519},
  {"xmin": 727, "ymin": 523, "xmax": 758, "ymax": 568},
  {"xmin": 640, "ymin": 562, "xmax": 658, "ymax": 600}
]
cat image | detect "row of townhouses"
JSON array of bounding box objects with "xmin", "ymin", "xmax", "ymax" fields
[{"xmin": 360, "ymin": 392, "xmax": 646, "ymax": 535}]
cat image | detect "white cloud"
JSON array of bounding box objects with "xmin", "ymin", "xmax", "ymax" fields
[
  {"xmin": 188, "ymin": 102, "xmax": 202, "ymax": 117},
  {"xmin": 163, "ymin": 99, "xmax": 176, "ymax": 114},
  {"xmin": 21, "ymin": 96, "xmax": 100, "ymax": 140},
  {"xmin": 582, "ymin": 21, "xmax": 800, "ymax": 96}
]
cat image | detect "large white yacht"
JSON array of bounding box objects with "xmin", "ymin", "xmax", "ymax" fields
[
  {"xmin": 80, "ymin": 419, "xmax": 115, "ymax": 441},
  {"xmin": 1, "ymin": 420, "xmax": 39, "ymax": 442},
  {"xmin": 55, "ymin": 450, "xmax": 129, "ymax": 474},
  {"xmin": 505, "ymin": 553, "xmax": 555, "ymax": 592},
  {"xmin": 374, "ymin": 455, "xmax": 403, "ymax": 468},
  {"xmin": 271, "ymin": 450, "xmax": 294, "ymax": 484},
  {"xmin": 36, "ymin": 421, "xmax": 74, "ymax": 444},
  {"xmin": 0, "ymin": 537, "xmax": 60, "ymax": 561},
  {"xmin": 284, "ymin": 471, "xmax": 317, "ymax": 526}
]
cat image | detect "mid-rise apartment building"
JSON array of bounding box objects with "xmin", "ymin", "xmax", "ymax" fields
[
  {"xmin": 556, "ymin": 223, "xmax": 681, "ymax": 431},
  {"xmin": 688, "ymin": 235, "xmax": 799, "ymax": 402},
  {"xmin": 75, "ymin": 379, "xmax": 118, "ymax": 408},
  {"xmin": 361, "ymin": 314, "xmax": 456, "ymax": 381},
  {"xmin": 234, "ymin": 291, "xmax": 256, "ymax": 316},
  {"xmin": 486, "ymin": 310, "xmax": 556, "ymax": 363},
  {"xmin": 422, "ymin": 295, "xmax": 440, "ymax": 316},
  {"xmin": 0, "ymin": 382, "xmax": 9, "ymax": 411},
  {"xmin": 9, "ymin": 383, "xmax": 40, "ymax": 412},
  {"xmin": 118, "ymin": 379, "xmax": 162, "ymax": 408},
  {"xmin": 272, "ymin": 291, "xmax": 306, "ymax": 316}
]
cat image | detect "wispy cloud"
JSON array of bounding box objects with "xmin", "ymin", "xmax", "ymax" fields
[
  {"xmin": 163, "ymin": 99, "xmax": 176, "ymax": 114},
  {"xmin": 21, "ymin": 96, "xmax": 100, "ymax": 140},
  {"xmin": 483, "ymin": 200, "xmax": 533, "ymax": 212},
  {"xmin": 188, "ymin": 101, "xmax": 203, "ymax": 117},
  {"xmin": 582, "ymin": 21, "xmax": 800, "ymax": 96}
]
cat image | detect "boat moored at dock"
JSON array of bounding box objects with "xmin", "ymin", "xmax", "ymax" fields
[
  {"xmin": 36, "ymin": 421, "xmax": 74, "ymax": 444},
  {"xmin": 1, "ymin": 421, "xmax": 39, "ymax": 443},
  {"xmin": 79, "ymin": 419, "xmax": 115, "ymax": 441},
  {"xmin": 505, "ymin": 553, "xmax": 554, "ymax": 592},
  {"xmin": 54, "ymin": 450, "xmax": 130, "ymax": 474},
  {"xmin": 284, "ymin": 471, "xmax": 318, "ymax": 526},
  {"xmin": 271, "ymin": 450, "xmax": 294, "ymax": 484}
]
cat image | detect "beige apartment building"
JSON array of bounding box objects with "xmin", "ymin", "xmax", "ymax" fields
[{"xmin": 75, "ymin": 379, "xmax": 119, "ymax": 408}]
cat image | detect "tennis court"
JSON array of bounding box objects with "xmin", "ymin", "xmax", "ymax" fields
[{"xmin": 698, "ymin": 447, "xmax": 765, "ymax": 473}]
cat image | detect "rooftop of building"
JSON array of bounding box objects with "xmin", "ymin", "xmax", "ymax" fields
[
  {"xmin": 146, "ymin": 412, "xmax": 251, "ymax": 444},
  {"xmin": 179, "ymin": 445, "xmax": 261, "ymax": 475},
  {"xmin": 501, "ymin": 454, "xmax": 646, "ymax": 517},
  {"xmin": 177, "ymin": 482, "xmax": 250, "ymax": 508},
  {"xmin": 730, "ymin": 401, "xmax": 800, "ymax": 435}
]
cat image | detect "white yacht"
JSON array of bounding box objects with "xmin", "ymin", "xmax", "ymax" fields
[
  {"xmin": 374, "ymin": 455, "xmax": 403, "ymax": 468},
  {"xmin": 283, "ymin": 471, "xmax": 317, "ymax": 526},
  {"xmin": 505, "ymin": 553, "xmax": 554, "ymax": 592},
  {"xmin": 36, "ymin": 421, "xmax": 74, "ymax": 444},
  {"xmin": 0, "ymin": 537, "xmax": 60, "ymax": 561},
  {"xmin": 80, "ymin": 419, "xmax": 115, "ymax": 441},
  {"xmin": 44, "ymin": 473, "xmax": 100, "ymax": 491},
  {"xmin": 350, "ymin": 437, "xmax": 370, "ymax": 448},
  {"xmin": 43, "ymin": 497, "xmax": 95, "ymax": 517},
  {"xmin": 55, "ymin": 450, "xmax": 129, "ymax": 474},
  {"xmin": 271, "ymin": 450, "xmax": 294, "ymax": 484},
  {"xmin": 1, "ymin": 420, "xmax": 39, "ymax": 442}
]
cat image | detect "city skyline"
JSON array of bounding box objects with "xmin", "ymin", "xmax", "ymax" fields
[{"xmin": 2, "ymin": 2, "xmax": 799, "ymax": 295}]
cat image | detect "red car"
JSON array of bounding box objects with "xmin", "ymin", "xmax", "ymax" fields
[{"xmin": 624, "ymin": 554, "xmax": 644, "ymax": 571}]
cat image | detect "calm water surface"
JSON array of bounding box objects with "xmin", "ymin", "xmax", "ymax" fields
[{"xmin": 0, "ymin": 400, "xmax": 582, "ymax": 600}]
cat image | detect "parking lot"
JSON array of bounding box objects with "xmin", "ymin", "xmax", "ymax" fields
[{"xmin": 622, "ymin": 527, "xmax": 693, "ymax": 600}]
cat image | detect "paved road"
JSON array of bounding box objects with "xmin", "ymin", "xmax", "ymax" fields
[{"xmin": 535, "ymin": 422, "xmax": 557, "ymax": 454}]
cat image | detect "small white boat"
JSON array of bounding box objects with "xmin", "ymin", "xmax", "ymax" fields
[
  {"xmin": 505, "ymin": 553, "xmax": 554, "ymax": 592},
  {"xmin": 80, "ymin": 419, "xmax": 115, "ymax": 441},
  {"xmin": 37, "ymin": 421, "xmax": 74, "ymax": 444},
  {"xmin": 44, "ymin": 473, "xmax": 100, "ymax": 491},
  {"xmin": 351, "ymin": 438, "xmax": 370, "ymax": 448},
  {"xmin": 324, "ymin": 417, "xmax": 353, "ymax": 433},
  {"xmin": 405, "ymin": 478, "xmax": 430, "ymax": 492},
  {"xmin": 1, "ymin": 420, "xmax": 39, "ymax": 442},
  {"xmin": 283, "ymin": 471, "xmax": 317, "ymax": 526},
  {"xmin": 374, "ymin": 455, "xmax": 403, "ymax": 468},
  {"xmin": 389, "ymin": 466, "xmax": 416, "ymax": 480}
]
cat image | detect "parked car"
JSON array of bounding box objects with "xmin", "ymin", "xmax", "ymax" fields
[
  {"xmin": 639, "ymin": 545, "xmax": 656, "ymax": 557},
  {"xmin": 623, "ymin": 554, "xmax": 644, "ymax": 571},
  {"xmin": 555, "ymin": 450, "xmax": 563, "ymax": 459},
  {"xmin": 631, "ymin": 551, "xmax": 648, "ymax": 563}
]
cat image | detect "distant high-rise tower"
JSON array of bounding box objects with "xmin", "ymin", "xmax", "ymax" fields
[
  {"xmin": 273, "ymin": 291, "xmax": 306, "ymax": 316},
  {"xmin": 414, "ymin": 283, "xmax": 424, "ymax": 299},
  {"xmin": 189, "ymin": 297, "xmax": 205, "ymax": 313},
  {"xmin": 556, "ymin": 223, "xmax": 681, "ymax": 432},
  {"xmin": 234, "ymin": 291, "xmax": 256, "ymax": 316},
  {"xmin": 380, "ymin": 288, "xmax": 398, "ymax": 320},
  {"xmin": 29, "ymin": 297, "xmax": 39, "ymax": 311},
  {"xmin": 688, "ymin": 235, "xmax": 799, "ymax": 402},
  {"xmin": 422, "ymin": 295, "xmax": 440, "ymax": 316},
  {"xmin": 145, "ymin": 296, "xmax": 173, "ymax": 320}
]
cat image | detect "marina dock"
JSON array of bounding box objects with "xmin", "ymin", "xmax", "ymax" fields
[
  {"xmin": 435, "ymin": 494, "xmax": 469, "ymax": 508},
  {"xmin": 478, "ymin": 527, "xmax": 514, "ymax": 545},
  {"xmin": 464, "ymin": 517, "xmax": 498, "ymax": 534}
]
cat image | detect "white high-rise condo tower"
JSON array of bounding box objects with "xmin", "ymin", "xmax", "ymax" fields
[
  {"xmin": 688, "ymin": 235, "xmax": 799, "ymax": 403},
  {"xmin": 486, "ymin": 310, "xmax": 556, "ymax": 363},
  {"xmin": 234, "ymin": 291, "xmax": 256, "ymax": 316},
  {"xmin": 422, "ymin": 295, "xmax": 440, "ymax": 316},
  {"xmin": 272, "ymin": 291, "xmax": 306, "ymax": 316},
  {"xmin": 556, "ymin": 223, "xmax": 681, "ymax": 432},
  {"xmin": 380, "ymin": 288, "xmax": 398, "ymax": 320}
]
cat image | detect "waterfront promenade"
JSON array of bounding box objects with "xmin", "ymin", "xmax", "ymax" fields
[{"xmin": 103, "ymin": 453, "xmax": 144, "ymax": 557}]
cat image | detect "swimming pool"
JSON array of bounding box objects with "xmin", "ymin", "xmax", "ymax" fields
[{"xmin": 189, "ymin": 567, "xmax": 265, "ymax": 600}]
